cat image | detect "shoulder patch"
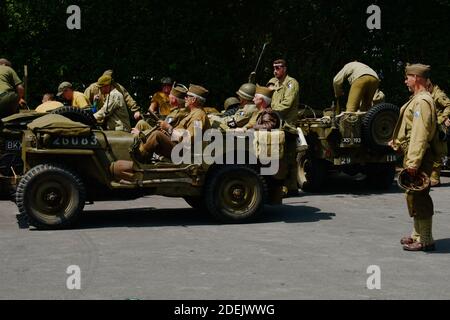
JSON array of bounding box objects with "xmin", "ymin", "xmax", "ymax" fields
[{"xmin": 414, "ymin": 111, "xmax": 420, "ymax": 118}]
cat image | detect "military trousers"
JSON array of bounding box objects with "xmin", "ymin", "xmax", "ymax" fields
[
  {"xmin": 404, "ymin": 148, "xmax": 434, "ymax": 219},
  {"xmin": 140, "ymin": 130, "xmax": 176, "ymax": 160},
  {"xmin": 0, "ymin": 91, "xmax": 19, "ymax": 119},
  {"xmin": 346, "ymin": 75, "xmax": 379, "ymax": 112}
]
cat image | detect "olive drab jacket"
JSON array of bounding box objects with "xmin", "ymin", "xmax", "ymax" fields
[
  {"xmin": 268, "ymin": 75, "xmax": 299, "ymax": 126},
  {"xmin": 392, "ymin": 91, "xmax": 437, "ymax": 169},
  {"xmin": 430, "ymin": 85, "xmax": 450, "ymax": 124},
  {"xmin": 84, "ymin": 82, "xmax": 141, "ymax": 113}
]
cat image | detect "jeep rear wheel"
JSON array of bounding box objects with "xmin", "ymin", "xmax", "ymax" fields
[
  {"xmin": 15, "ymin": 164, "xmax": 86, "ymax": 229},
  {"xmin": 362, "ymin": 103, "xmax": 399, "ymax": 151},
  {"xmin": 205, "ymin": 166, "xmax": 267, "ymax": 223},
  {"xmin": 297, "ymin": 154, "xmax": 327, "ymax": 192}
]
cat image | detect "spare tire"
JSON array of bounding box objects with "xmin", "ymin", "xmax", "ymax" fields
[
  {"xmin": 51, "ymin": 106, "xmax": 97, "ymax": 127},
  {"xmin": 362, "ymin": 103, "xmax": 399, "ymax": 151}
]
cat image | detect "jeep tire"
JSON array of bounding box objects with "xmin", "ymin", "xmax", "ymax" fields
[{"xmin": 362, "ymin": 103, "xmax": 399, "ymax": 151}]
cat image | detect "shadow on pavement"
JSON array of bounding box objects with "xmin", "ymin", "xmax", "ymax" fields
[
  {"xmin": 23, "ymin": 204, "xmax": 335, "ymax": 230},
  {"xmin": 429, "ymin": 238, "xmax": 450, "ymax": 254}
]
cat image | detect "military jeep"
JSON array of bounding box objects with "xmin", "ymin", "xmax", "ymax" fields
[
  {"xmin": 15, "ymin": 114, "xmax": 307, "ymax": 229},
  {"xmin": 297, "ymin": 102, "xmax": 399, "ymax": 192}
]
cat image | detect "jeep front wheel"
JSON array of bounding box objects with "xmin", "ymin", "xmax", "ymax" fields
[
  {"xmin": 15, "ymin": 164, "xmax": 86, "ymax": 229},
  {"xmin": 205, "ymin": 166, "xmax": 267, "ymax": 223},
  {"xmin": 297, "ymin": 154, "xmax": 327, "ymax": 192}
]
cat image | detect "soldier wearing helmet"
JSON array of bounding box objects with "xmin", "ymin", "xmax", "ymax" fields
[
  {"xmin": 148, "ymin": 77, "xmax": 173, "ymax": 117},
  {"xmin": 209, "ymin": 83, "xmax": 258, "ymax": 130},
  {"xmin": 221, "ymin": 97, "xmax": 240, "ymax": 117},
  {"xmin": 390, "ymin": 63, "xmax": 437, "ymax": 251}
]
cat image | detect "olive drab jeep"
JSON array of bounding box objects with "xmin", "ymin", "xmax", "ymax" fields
[
  {"xmin": 296, "ymin": 102, "xmax": 400, "ymax": 192},
  {"xmin": 15, "ymin": 113, "xmax": 308, "ymax": 229}
]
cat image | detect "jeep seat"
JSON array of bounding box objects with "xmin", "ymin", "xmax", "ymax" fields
[{"xmin": 103, "ymin": 130, "xmax": 136, "ymax": 161}]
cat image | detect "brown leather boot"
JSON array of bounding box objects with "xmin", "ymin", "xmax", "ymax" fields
[
  {"xmin": 400, "ymin": 236, "xmax": 415, "ymax": 245},
  {"xmin": 403, "ymin": 242, "xmax": 436, "ymax": 251}
]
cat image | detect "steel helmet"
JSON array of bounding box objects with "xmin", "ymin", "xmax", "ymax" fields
[
  {"xmin": 397, "ymin": 169, "xmax": 430, "ymax": 193},
  {"xmin": 236, "ymin": 83, "xmax": 256, "ymax": 101}
]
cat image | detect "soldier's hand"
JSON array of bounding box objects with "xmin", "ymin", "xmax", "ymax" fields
[
  {"xmin": 159, "ymin": 121, "xmax": 170, "ymax": 131},
  {"xmin": 131, "ymin": 128, "xmax": 140, "ymax": 135},
  {"xmin": 444, "ymin": 118, "xmax": 450, "ymax": 127},
  {"xmin": 134, "ymin": 111, "xmax": 142, "ymax": 120},
  {"xmin": 406, "ymin": 167, "xmax": 418, "ymax": 177}
]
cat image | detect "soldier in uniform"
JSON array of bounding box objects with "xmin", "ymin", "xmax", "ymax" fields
[
  {"xmin": 35, "ymin": 93, "xmax": 63, "ymax": 112},
  {"xmin": 133, "ymin": 84, "xmax": 189, "ymax": 133},
  {"xmin": 249, "ymin": 85, "xmax": 280, "ymax": 130},
  {"xmin": 209, "ymin": 83, "xmax": 258, "ymax": 130},
  {"xmin": 84, "ymin": 70, "xmax": 142, "ymax": 121},
  {"xmin": 93, "ymin": 75, "xmax": 131, "ymax": 132},
  {"xmin": 267, "ymin": 59, "xmax": 300, "ymax": 196},
  {"xmin": 148, "ymin": 77, "xmax": 173, "ymax": 117},
  {"xmin": 137, "ymin": 84, "xmax": 210, "ymax": 160},
  {"xmin": 56, "ymin": 81, "xmax": 91, "ymax": 109},
  {"xmin": 0, "ymin": 58, "xmax": 25, "ymax": 118},
  {"xmin": 221, "ymin": 97, "xmax": 240, "ymax": 117},
  {"xmin": 427, "ymin": 81, "xmax": 450, "ymax": 186},
  {"xmin": 333, "ymin": 61, "xmax": 380, "ymax": 112},
  {"xmin": 390, "ymin": 63, "xmax": 437, "ymax": 251}
]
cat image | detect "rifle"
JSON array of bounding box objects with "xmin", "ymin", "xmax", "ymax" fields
[{"xmin": 248, "ymin": 42, "xmax": 269, "ymax": 84}]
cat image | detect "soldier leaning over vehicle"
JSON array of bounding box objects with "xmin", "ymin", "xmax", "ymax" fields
[
  {"xmin": 35, "ymin": 93, "xmax": 63, "ymax": 112},
  {"xmin": 0, "ymin": 58, "xmax": 25, "ymax": 118},
  {"xmin": 427, "ymin": 80, "xmax": 450, "ymax": 186},
  {"xmin": 85, "ymin": 70, "xmax": 142, "ymax": 121},
  {"xmin": 56, "ymin": 81, "xmax": 91, "ymax": 109}
]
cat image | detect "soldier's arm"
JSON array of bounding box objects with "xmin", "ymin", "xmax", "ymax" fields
[
  {"xmin": 405, "ymin": 100, "xmax": 434, "ymax": 169},
  {"xmin": 333, "ymin": 67, "xmax": 347, "ymax": 97},
  {"xmin": 272, "ymin": 80, "xmax": 299, "ymax": 118},
  {"xmin": 116, "ymin": 83, "xmax": 141, "ymax": 113},
  {"xmin": 253, "ymin": 113, "xmax": 279, "ymax": 130}
]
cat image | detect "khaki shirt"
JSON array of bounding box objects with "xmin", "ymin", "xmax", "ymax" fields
[
  {"xmin": 392, "ymin": 91, "xmax": 436, "ymax": 169},
  {"xmin": 175, "ymin": 107, "xmax": 211, "ymax": 142},
  {"xmin": 84, "ymin": 82, "xmax": 140, "ymax": 113},
  {"xmin": 166, "ymin": 107, "xmax": 189, "ymax": 128},
  {"xmin": 269, "ymin": 75, "xmax": 299, "ymax": 126},
  {"xmin": 0, "ymin": 65, "xmax": 22, "ymax": 93},
  {"xmin": 94, "ymin": 88, "xmax": 131, "ymax": 131},
  {"xmin": 35, "ymin": 100, "xmax": 64, "ymax": 112},
  {"xmin": 72, "ymin": 91, "xmax": 91, "ymax": 109},
  {"xmin": 151, "ymin": 92, "xmax": 171, "ymax": 116},
  {"xmin": 333, "ymin": 61, "xmax": 379, "ymax": 97},
  {"xmin": 213, "ymin": 103, "xmax": 258, "ymax": 129},
  {"xmin": 430, "ymin": 85, "xmax": 450, "ymax": 124}
]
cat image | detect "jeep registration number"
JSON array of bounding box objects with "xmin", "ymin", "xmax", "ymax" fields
[
  {"xmin": 51, "ymin": 136, "xmax": 99, "ymax": 148},
  {"xmin": 5, "ymin": 140, "xmax": 22, "ymax": 151},
  {"xmin": 341, "ymin": 137, "xmax": 361, "ymax": 144}
]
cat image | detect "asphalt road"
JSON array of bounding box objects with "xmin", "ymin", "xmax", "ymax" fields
[{"xmin": 1, "ymin": 173, "xmax": 449, "ymax": 300}]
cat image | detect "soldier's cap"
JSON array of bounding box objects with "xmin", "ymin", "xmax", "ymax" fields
[
  {"xmin": 223, "ymin": 97, "xmax": 240, "ymax": 110},
  {"xmin": 97, "ymin": 75, "xmax": 112, "ymax": 87},
  {"xmin": 161, "ymin": 77, "xmax": 173, "ymax": 85},
  {"xmin": 187, "ymin": 84, "xmax": 208, "ymax": 101},
  {"xmin": 397, "ymin": 168, "xmax": 430, "ymax": 193},
  {"xmin": 273, "ymin": 59, "xmax": 287, "ymax": 68},
  {"xmin": 170, "ymin": 84, "xmax": 188, "ymax": 99},
  {"xmin": 103, "ymin": 69, "xmax": 114, "ymax": 77},
  {"xmin": 57, "ymin": 81, "xmax": 73, "ymax": 96},
  {"xmin": 255, "ymin": 85, "xmax": 274, "ymax": 99},
  {"xmin": 405, "ymin": 63, "xmax": 431, "ymax": 78}
]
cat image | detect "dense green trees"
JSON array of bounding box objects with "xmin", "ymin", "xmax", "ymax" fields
[{"xmin": 0, "ymin": 0, "xmax": 448, "ymax": 110}]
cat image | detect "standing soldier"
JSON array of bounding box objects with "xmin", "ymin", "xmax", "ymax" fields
[
  {"xmin": 148, "ymin": 77, "xmax": 173, "ymax": 117},
  {"xmin": 333, "ymin": 61, "xmax": 380, "ymax": 112},
  {"xmin": 427, "ymin": 81, "xmax": 450, "ymax": 186},
  {"xmin": 85, "ymin": 70, "xmax": 142, "ymax": 120},
  {"xmin": 0, "ymin": 58, "xmax": 25, "ymax": 118},
  {"xmin": 267, "ymin": 59, "xmax": 300, "ymax": 196},
  {"xmin": 390, "ymin": 63, "xmax": 437, "ymax": 251}
]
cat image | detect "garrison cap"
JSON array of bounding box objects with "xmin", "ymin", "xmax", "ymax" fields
[
  {"xmin": 170, "ymin": 84, "xmax": 188, "ymax": 99},
  {"xmin": 187, "ymin": 84, "xmax": 208, "ymax": 100},
  {"xmin": 57, "ymin": 81, "xmax": 73, "ymax": 96},
  {"xmin": 405, "ymin": 63, "xmax": 431, "ymax": 78},
  {"xmin": 102, "ymin": 69, "xmax": 114, "ymax": 77},
  {"xmin": 97, "ymin": 75, "xmax": 112, "ymax": 87},
  {"xmin": 255, "ymin": 85, "xmax": 274, "ymax": 99}
]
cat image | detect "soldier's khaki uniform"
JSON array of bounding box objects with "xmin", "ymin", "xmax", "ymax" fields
[
  {"xmin": 94, "ymin": 88, "xmax": 131, "ymax": 131},
  {"xmin": 0, "ymin": 65, "xmax": 22, "ymax": 118},
  {"xmin": 84, "ymin": 82, "xmax": 141, "ymax": 114},
  {"xmin": 35, "ymin": 100, "xmax": 64, "ymax": 113},
  {"xmin": 135, "ymin": 107, "xmax": 189, "ymax": 133},
  {"xmin": 139, "ymin": 107, "xmax": 210, "ymax": 160},
  {"xmin": 333, "ymin": 61, "xmax": 380, "ymax": 112},
  {"xmin": 150, "ymin": 92, "xmax": 172, "ymax": 116},
  {"xmin": 392, "ymin": 90, "xmax": 437, "ymax": 246},
  {"xmin": 268, "ymin": 75, "xmax": 299, "ymax": 193},
  {"xmin": 429, "ymin": 85, "xmax": 450, "ymax": 184},
  {"xmin": 211, "ymin": 103, "xmax": 258, "ymax": 130}
]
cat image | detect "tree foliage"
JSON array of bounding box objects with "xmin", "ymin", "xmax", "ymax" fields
[{"xmin": 0, "ymin": 0, "xmax": 448, "ymax": 110}]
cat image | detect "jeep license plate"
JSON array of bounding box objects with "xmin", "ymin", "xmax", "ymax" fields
[
  {"xmin": 5, "ymin": 140, "xmax": 21, "ymax": 151},
  {"xmin": 51, "ymin": 136, "xmax": 99, "ymax": 148}
]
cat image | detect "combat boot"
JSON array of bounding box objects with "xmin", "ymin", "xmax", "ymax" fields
[{"xmin": 403, "ymin": 218, "xmax": 435, "ymax": 251}]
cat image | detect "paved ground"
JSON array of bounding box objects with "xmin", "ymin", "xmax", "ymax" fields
[{"xmin": 1, "ymin": 173, "xmax": 449, "ymax": 300}]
